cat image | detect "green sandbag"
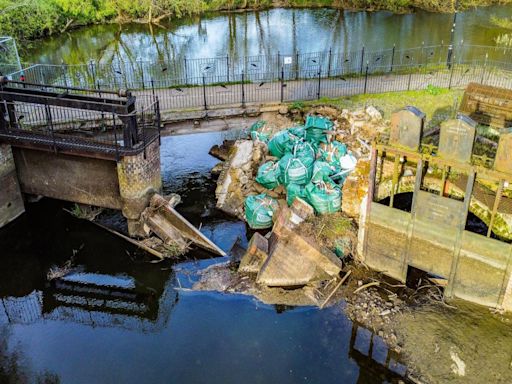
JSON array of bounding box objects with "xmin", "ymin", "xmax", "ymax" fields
[
  {"xmin": 311, "ymin": 160, "xmax": 334, "ymax": 183},
  {"xmin": 305, "ymin": 180, "xmax": 342, "ymax": 214},
  {"xmin": 278, "ymin": 152, "xmax": 314, "ymax": 186},
  {"xmin": 245, "ymin": 194, "xmax": 279, "ymax": 229},
  {"xmin": 319, "ymin": 141, "xmax": 348, "ymax": 173},
  {"xmin": 292, "ymin": 140, "xmax": 316, "ymax": 160},
  {"xmin": 250, "ymin": 121, "xmax": 270, "ymax": 142},
  {"xmin": 255, "ymin": 161, "xmax": 281, "ymax": 190},
  {"xmin": 268, "ymin": 130, "xmax": 296, "ymax": 158},
  {"xmin": 286, "ymin": 183, "xmax": 307, "ymax": 206},
  {"xmin": 305, "ymin": 116, "xmax": 334, "ymax": 143},
  {"xmin": 288, "ymin": 125, "xmax": 306, "ymax": 139}
]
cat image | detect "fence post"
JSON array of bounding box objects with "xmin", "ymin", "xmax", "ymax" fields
[
  {"xmin": 327, "ymin": 48, "xmax": 332, "ymax": 78},
  {"xmin": 112, "ymin": 110, "xmax": 120, "ymax": 162},
  {"xmin": 449, "ymin": 56, "xmax": 455, "ymax": 89},
  {"xmin": 360, "ymin": 46, "xmax": 365, "ymax": 75},
  {"xmin": 280, "ymin": 66, "xmax": 285, "ymax": 103},
  {"xmin": 89, "ymin": 60, "xmax": 97, "ymax": 87},
  {"xmin": 44, "ymin": 100, "xmax": 57, "ymax": 154},
  {"xmin": 481, "ymin": 53, "xmax": 488, "ymax": 85},
  {"xmin": 317, "ymin": 68, "xmax": 322, "ymax": 100},
  {"xmin": 140, "ymin": 62, "xmax": 145, "ymax": 90},
  {"xmin": 277, "ymin": 51, "xmax": 281, "ymax": 79},
  {"xmin": 390, "ymin": 44, "xmax": 396, "ymax": 72},
  {"xmin": 184, "ymin": 57, "xmax": 188, "ymax": 85},
  {"xmin": 226, "ymin": 55, "xmax": 230, "ymax": 82},
  {"xmin": 363, "ymin": 61, "xmax": 369, "ymax": 94},
  {"xmin": 241, "ymin": 71, "xmax": 246, "ymax": 107},
  {"xmin": 296, "ymin": 50, "xmax": 300, "ymax": 80},
  {"xmin": 202, "ymin": 75, "xmax": 208, "ymax": 111}
]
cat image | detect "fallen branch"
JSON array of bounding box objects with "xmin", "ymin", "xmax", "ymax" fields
[
  {"xmin": 320, "ymin": 270, "xmax": 352, "ymax": 309},
  {"xmin": 354, "ymin": 281, "xmax": 380, "ymax": 294}
]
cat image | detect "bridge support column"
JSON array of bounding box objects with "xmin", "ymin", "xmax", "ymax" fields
[
  {"xmin": 117, "ymin": 140, "xmax": 162, "ymax": 237},
  {"xmin": 0, "ymin": 143, "xmax": 25, "ymax": 228}
]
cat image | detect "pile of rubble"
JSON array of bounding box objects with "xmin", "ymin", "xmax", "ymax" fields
[{"xmin": 199, "ymin": 105, "xmax": 388, "ymax": 307}]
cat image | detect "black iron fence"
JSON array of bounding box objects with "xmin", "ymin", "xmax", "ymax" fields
[
  {"xmin": 0, "ymin": 80, "xmax": 161, "ymax": 157},
  {"xmin": 5, "ymin": 43, "xmax": 512, "ymax": 113}
]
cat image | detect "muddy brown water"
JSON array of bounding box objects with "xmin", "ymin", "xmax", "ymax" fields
[{"xmin": 0, "ymin": 129, "xmax": 412, "ymax": 383}]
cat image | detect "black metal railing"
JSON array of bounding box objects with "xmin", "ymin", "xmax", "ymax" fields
[{"xmin": 0, "ymin": 79, "xmax": 160, "ymax": 158}]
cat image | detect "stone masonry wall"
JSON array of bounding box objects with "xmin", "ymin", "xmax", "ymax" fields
[
  {"xmin": 117, "ymin": 139, "xmax": 162, "ymax": 236},
  {"xmin": 0, "ymin": 144, "xmax": 25, "ymax": 228}
]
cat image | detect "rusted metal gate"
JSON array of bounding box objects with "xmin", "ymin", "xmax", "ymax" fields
[{"xmin": 363, "ymin": 111, "xmax": 512, "ymax": 310}]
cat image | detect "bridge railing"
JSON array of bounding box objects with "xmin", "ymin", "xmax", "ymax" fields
[{"xmin": 0, "ymin": 79, "xmax": 161, "ymax": 158}]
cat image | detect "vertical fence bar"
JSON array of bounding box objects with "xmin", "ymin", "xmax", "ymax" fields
[
  {"xmin": 390, "ymin": 44, "xmax": 396, "ymax": 72},
  {"xmin": 449, "ymin": 57, "xmax": 455, "ymax": 89},
  {"xmin": 481, "ymin": 53, "xmax": 488, "ymax": 84},
  {"xmin": 360, "ymin": 46, "xmax": 365, "ymax": 75},
  {"xmin": 184, "ymin": 57, "xmax": 188, "ymax": 85},
  {"xmin": 280, "ymin": 66, "xmax": 285, "ymax": 103},
  {"xmin": 296, "ymin": 50, "xmax": 300, "ymax": 80},
  {"xmin": 202, "ymin": 75, "xmax": 208, "ymax": 111},
  {"xmin": 241, "ymin": 72, "xmax": 246, "ymax": 107},
  {"xmin": 327, "ymin": 48, "xmax": 332, "ymax": 78},
  {"xmin": 317, "ymin": 68, "xmax": 322, "ymax": 100},
  {"xmin": 112, "ymin": 110, "xmax": 120, "ymax": 161},
  {"xmin": 363, "ymin": 62, "xmax": 369, "ymax": 94},
  {"xmin": 226, "ymin": 55, "xmax": 230, "ymax": 82},
  {"xmin": 44, "ymin": 100, "xmax": 57, "ymax": 154}
]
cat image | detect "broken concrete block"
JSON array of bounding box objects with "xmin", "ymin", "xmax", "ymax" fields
[
  {"xmin": 209, "ymin": 140, "xmax": 235, "ymax": 161},
  {"xmin": 256, "ymin": 226, "xmax": 342, "ymax": 287},
  {"xmin": 291, "ymin": 197, "xmax": 315, "ymax": 222},
  {"xmin": 239, "ymin": 233, "xmax": 269, "ymax": 274},
  {"xmin": 215, "ymin": 140, "xmax": 254, "ymax": 220}
]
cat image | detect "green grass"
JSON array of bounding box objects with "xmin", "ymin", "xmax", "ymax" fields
[{"xmin": 304, "ymin": 87, "xmax": 463, "ymax": 130}]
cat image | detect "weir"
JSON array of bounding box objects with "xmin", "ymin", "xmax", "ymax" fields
[{"xmin": 361, "ymin": 108, "xmax": 512, "ymax": 311}]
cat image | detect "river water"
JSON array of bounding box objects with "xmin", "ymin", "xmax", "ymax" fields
[
  {"xmin": 22, "ymin": 5, "xmax": 512, "ymax": 65},
  {"xmin": 0, "ymin": 128, "xmax": 409, "ymax": 383}
]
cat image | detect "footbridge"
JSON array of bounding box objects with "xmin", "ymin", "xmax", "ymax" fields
[{"xmin": 0, "ymin": 78, "xmax": 163, "ymax": 236}]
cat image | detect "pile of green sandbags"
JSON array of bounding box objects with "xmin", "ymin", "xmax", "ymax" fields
[
  {"xmin": 305, "ymin": 179, "xmax": 342, "ymax": 214},
  {"xmin": 255, "ymin": 161, "xmax": 281, "ymax": 190},
  {"xmin": 245, "ymin": 194, "xmax": 279, "ymax": 229},
  {"xmin": 248, "ymin": 115, "xmax": 355, "ymax": 217}
]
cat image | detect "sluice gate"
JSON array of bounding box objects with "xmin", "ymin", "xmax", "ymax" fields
[{"xmin": 362, "ymin": 107, "xmax": 512, "ymax": 310}]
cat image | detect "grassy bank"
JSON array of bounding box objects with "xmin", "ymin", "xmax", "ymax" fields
[
  {"xmin": 1, "ymin": 0, "xmax": 510, "ymax": 41},
  {"xmin": 305, "ymin": 88, "xmax": 463, "ymax": 130}
]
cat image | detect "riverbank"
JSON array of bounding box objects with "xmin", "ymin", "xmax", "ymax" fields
[{"xmin": 1, "ymin": 0, "xmax": 510, "ymax": 42}]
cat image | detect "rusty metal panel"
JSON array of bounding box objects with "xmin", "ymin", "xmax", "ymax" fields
[
  {"xmin": 459, "ymin": 82, "xmax": 512, "ymax": 128},
  {"xmin": 389, "ymin": 106, "xmax": 425, "ymax": 151},
  {"xmin": 438, "ymin": 114, "xmax": 476, "ymax": 163},
  {"xmin": 494, "ymin": 129, "xmax": 512, "ymax": 174},
  {"xmin": 453, "ymin": 232, "xmax": 511, "ymax": 307}
]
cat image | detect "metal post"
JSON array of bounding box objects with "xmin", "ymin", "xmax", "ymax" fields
[
  {"xmin": 363, "ymin": 62, "xmax": 369, "ymax": 94},
  {"xmin": 184, "ymin": 57, "xmax": 188, "ymax": 85},
  {"xmin": 407, "ymin": 70, "xmax": 413, "ymax": 91},
  {"xmin": 327, "ymin": 48, "xmax": 332, "ymax": 78},
  {"xmin": 112, "ymin": 110, "xmax": 120, "ymax": 161},
  {"xmin": 390, "ymin": 44, "xmax": 396, "ymax": 72},
  {"xmin": 481, "ymin": 53, "xmax": 488, "ymax": 84},
  {"xmin": 155, "ymin": 95, "xmax": 161, "ymax": 145},
  {"xmin": 448, "ymin": 57, "xmax": 455, "ymax": 89},
  {"xmin": 44, "ymin": 100, "xmax": 57, "ymax": 154},
  {"xmin": 226, "ymin": 55, "xmax": 230, "ymax": 83},
  {"xmin": 317, "ymin": 68, "xmax": 321, "ymax": 100},
  {"xmin": 89, "ymin": 60, "xmax": 97, "ymax": 87},
  {"xmin": 140, "ymin": 63, "xmax": 145, "ymax": 90},
  {"xmin": 202, "ymin": 75, "xmax": 208, "ymax": 111},
  {"xmin": 446, "ymin": 0, "xmax": 459, "ymax": 69},
  {"xmin": 241, "ymin": 71, "xmax": 246, "ymax": 107},
  {"xmin": 280, "ymin": 66, "xmax": 285, "ymax": 103},
  {"xmin": 296, "ymin": 50, "xmax": 300, "ymax": 80},
  {"xmin": 360, "ymin": 46, "xmax": 365, "ymax": 75}
]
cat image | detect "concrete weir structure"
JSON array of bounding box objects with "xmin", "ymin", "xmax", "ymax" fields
[
  {"xmin": 0, "ymin": 79, "xmax": 162, "ymax": 236},
  {"xmin": 359, "ymin": 108, "xmax": 512, "ymax": 311}
]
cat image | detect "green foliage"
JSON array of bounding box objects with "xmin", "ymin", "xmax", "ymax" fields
[
  {"xmin": 491, "ymin": 15, "xmax": 512, "ymax": 29},
  {"xmin": 426, "ymin": 84, "xmax": 442, "ymax": 95},
  {"xmin": 1, "ymin": 0, "xmax": 511, "ymax": 41}
]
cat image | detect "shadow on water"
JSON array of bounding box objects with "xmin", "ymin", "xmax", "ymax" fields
[{"xmin": 0, "ymin": 130, "xmax": 409, "ymax": 383}]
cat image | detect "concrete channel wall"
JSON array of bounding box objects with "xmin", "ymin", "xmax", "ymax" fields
[{"xmin": 0, "ymin": 144, "xmax": 24, "ymax": 227}]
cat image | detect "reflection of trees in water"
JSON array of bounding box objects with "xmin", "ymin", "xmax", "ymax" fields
[{"xmin": 0, "ymin": 326, "xmax": 60, "ymax": 384}]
